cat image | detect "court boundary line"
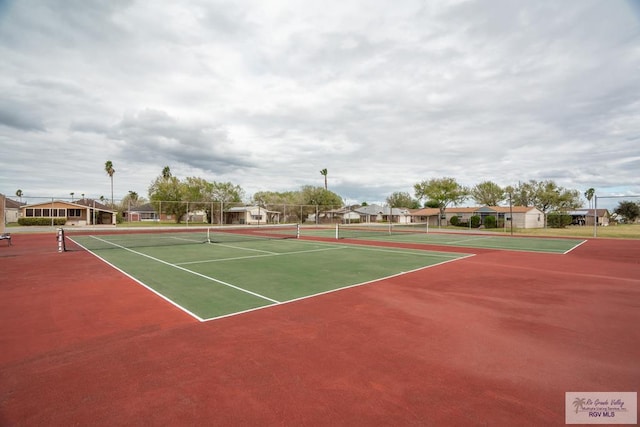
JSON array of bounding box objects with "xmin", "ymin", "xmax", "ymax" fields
[
  {"xmin": 309, "ymin": 230, "xmax": 585, "ymax": 254},
  {"xmin": 83, "ymin": 236, "xmax": 281, "ymax": 304},
  {"xmin": 68, "ymin": 236, "xmax": 206, "ymax": 322},
  {"xmin": 563, "ymin": 239, "xmax": 588, "ymax": 254},
  {"xmin": 201, "ymin": 253, "xmax": 476, "ymax": 322},
  {"xmin": 175, "ymin": 245, "xmax": 348, "ymax": 266},
  {"xmin": 69, "ymin": 235, "xmax": 475, "ymax": 323}
]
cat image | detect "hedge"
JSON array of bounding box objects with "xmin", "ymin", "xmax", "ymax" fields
[
  {"xmin": 547, "ymin": 213, "xmax": 573, "ymax": 228},
  {"xmin": 18, "ymin": 218, "xmax": 67, "ymax": 226}
]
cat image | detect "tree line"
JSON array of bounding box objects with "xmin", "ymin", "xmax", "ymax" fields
[{"xmin": 31, "ymin": 161, "xmax": 635, "ymax": 224}]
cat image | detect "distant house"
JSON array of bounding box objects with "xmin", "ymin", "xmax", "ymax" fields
[
  {"xmin": 567, "ymin": 209, "xmax": 610, "ymax": 226},
  {"xmin": 411, "ymin": 206, "xmax": 545, "ymax": 229},
  {"xmin": 4, "ymin": 198, "xmax": 25, "ymax": 224},
  {"xmin": 353, "ymin": 204, "xmax": 413, "ymax": 224},
  {"xmin": 224, "ymin": 206, "xmax": 281, "ymax": 225},
  {"xmin": 312, "ymin": 207, "xmax": 359, "ymax": 224},
  {"xmin": 20, "ymin": 199, "xmax": 116, "ymax": 226},
  {"xmin": 125, "ymin": 203, "xmax": 160, "ymax": 222}
]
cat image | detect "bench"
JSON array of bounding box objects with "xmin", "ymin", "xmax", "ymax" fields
[{"xmin": 0, "ymin": 233, "xmax": 11, "ymax": 246}]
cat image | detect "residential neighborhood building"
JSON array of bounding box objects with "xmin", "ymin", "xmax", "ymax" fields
[
  {"xmin": 224, "ymin": 206, "xmax": 281, "ymax": 225},
  {"xmin": 3, "ymin": 197, "xmax": 24, "ymax": 224},
  {"xmin": 412, "ymin": 206, "xmax": 545, "ymax": 229},
  {"xmin": 567, "ymin": 209, "xmax": 610, "ymax": 226},
  {"xmin": 19, "ymin": 199, "xmax": 116, "ymax": 226},
  {"xmin": 352, "ymin": 204, "xmax": 413, "ymax": 224}
]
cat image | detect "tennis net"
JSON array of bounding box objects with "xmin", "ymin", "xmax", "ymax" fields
[
  {"xmin": 336, "ymin": 222, "xmax": 428, "ymax": 239},
  {"xmin": 63, "ymin": 224, "xmax": 299, "ymax": 251}
]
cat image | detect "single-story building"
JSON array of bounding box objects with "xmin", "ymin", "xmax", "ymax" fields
[
  {"xmin": 3, "ymin": 197, "xmax": 25, "ymax": 224},
  {"xmin": 352, "ymin": 204, "xmax": 413, "ymax": 224},
  {"xmin": 224, "ymin": 206, "xmax": 281, "ymax": 225},
  {"xmin": 411, "ymin": 205, "xmax": 545, "ymax": 229},
  {"xmin": 20, "ymin": 199, "xmax": 116, "ymax": 226},
  {"xmin": 567, "ymin": 209, "xmax": 610, "ymax": 226},
  {"xmin": 125, "ymin": 203, "xmax": 160, "ymax": 222}
]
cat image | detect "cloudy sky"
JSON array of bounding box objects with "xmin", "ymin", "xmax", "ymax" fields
[{"xmin": 1, "ymin": 0, "xmax": 639, "ymax": 207}]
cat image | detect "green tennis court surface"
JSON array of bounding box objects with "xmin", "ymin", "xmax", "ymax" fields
[
  {"xmin": 69, "ymin": 233, "xmax": 470, "ymax": 321},
  {"xmin": 305, "ymin": 225, "xmax": 585, "ymax": 254}
]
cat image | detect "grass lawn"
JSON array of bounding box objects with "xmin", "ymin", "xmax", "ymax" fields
[{"xmin": 480, "ymin": 224, "xmax": 640, "ymax": 239}]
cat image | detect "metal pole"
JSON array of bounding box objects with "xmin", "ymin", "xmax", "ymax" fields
[
  {"xmin": 593, "ymin": 195, "xmax": 598, "ymax": 238},
  {"xmin": 509, "ymin": 192, "xmax": 513, "ymax": 236}
]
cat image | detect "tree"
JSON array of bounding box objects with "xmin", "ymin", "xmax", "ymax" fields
[
  {"xmin": 162, "ymin": 166, "xmax": 172, "ymax": 179},
  {"xmin": 181, "ymin": 178, "xmax": 245, "ymax": 224},
  {"xmin": 512, "ymin": 180, "xmax": 581, "ymax": 226},
  {"xmin": 320, "ymin": 168, "xmax": 328, "ymax": 190},
  {"xmin": 105, "ymin": 160, "xmax": 115, "ymax": 206},
  {"xmin": 300, "ymin": 185, "xmax": 342, "ymax": 207},
  {"xmin": 386, "ymin": 192, "xmax": 419, "ymax": 209},
  {"xmin": 614, "ymin": 201, "xmax": 640, "ymax": 223},
  {"xmin": 70, "ymin": 192, "xmax": 74, "ymax": 201},
  {"xmin": 15, "ymin": 189, "xmax": 23, "ymax": 202},
  {"xmin": 414, "ymin": 177, "xmax": 468, "ymax": 225},
  {"xmin": 148, "ymin": 169, "xmax": 187, "ymax": 223},
  {"xmin": 470, "ymin": 181, "xmax": 504, "ymax": 206},
  {"xmin": 584, "ymin": 188, "xmax": 595, "ymax": 209},
  {"xmin": 120, "ymin": 190, "xmax": 146, "ymax": 210}
]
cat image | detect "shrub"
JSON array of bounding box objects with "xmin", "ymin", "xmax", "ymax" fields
[
  {"xmin": 449, "ymin": 216, "xmax": 459, "ymax": 226},
  {"xmin": 470, "ymin": 215, "xmax": 481, "ymax": 228},
  {"xmin": 18, "ymin": 218, "xmax": 67, "ymax": 226},
  {"xmin": 547, "ymin": 213, "xmax": 573, "ymax": 228},
  {"xmin": 483, "ymin": 216, "xmax": 497, "ymax": 229}
]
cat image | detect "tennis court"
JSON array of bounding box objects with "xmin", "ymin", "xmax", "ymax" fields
[
  {"xmin": 67, "ymin": 229, "xmax": 471, "ymax": 321},
  {"xmin": 305, "ymin": 224, "xmax": 585, "ymax": 253},
  {"xmin": 2, "ymin": 230, "xmax": 639, "ymax": 426}
]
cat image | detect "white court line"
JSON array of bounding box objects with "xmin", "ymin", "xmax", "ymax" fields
[
  {"xmin": 563, "ymin": 239, "xmax": 588, "ymax": 254},
  {"xmin": 201, "ymin": 253, "xmax": 476, "ymax": 322},
  {"xmin": 74, "ymin": 235, "xmax": 474, "ymax": 323},
  {"xmin": 176, "ymin": 246, "xmax": 347, "ymax": 266},
  {"xmin": 87, "ymin": 235, "xmax": 281, "ymax": 304},
  {"xmin": 442, "ymin": 236, "xmax": 491, "ymax": 245},
  {"xmin": 69, "ymin": 237, "xmax": 206, "ymax": 322},
  {"xmin": 213, "ymin": 242, "xmax": 279, "ymax": 255}
]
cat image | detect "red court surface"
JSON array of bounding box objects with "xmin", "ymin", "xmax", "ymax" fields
[{"xmin": 1, "ymin": 233, "xmax": 639, "ymax": 426}]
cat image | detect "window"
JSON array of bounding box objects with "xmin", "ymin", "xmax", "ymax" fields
[
  {"xmin": 58, "ymin": 209, "xmax": 66, "ymax": 216},
  {"xmin": 26, "ymin": 208, "xmax": 34, "ymax": 217},
  {"xmin": 34, "ymin": 208, "xmax": 42, "ymax": 216},
  {"xmin": 42, "ymin": 209, "xmax": 50, "ymax": 216},
  {"xmin": 68, "ymin": 209, "xmax": 81, "ymax": 217}
]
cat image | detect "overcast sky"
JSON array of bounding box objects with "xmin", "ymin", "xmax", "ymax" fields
[{"xmin": 1, "ymin": 0, "xmax": 639, "ymax": 208}]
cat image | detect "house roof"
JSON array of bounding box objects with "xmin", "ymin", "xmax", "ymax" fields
[
  {"xmin": 74, "ymin": 198, "xmax": 113, "ymax": 211},
  {"xmin": 127, "ymin": 203, "xmax": 157, "ymax": 213},
  {"xmin": 4, "ymin": 198, "xmax": 25, "ymax": 209},
  {"xmin": 21, "ymin": 199, "xmax": 115, "ymax": 213},
  {"xmin": 411, "ymin": 207, "xmax": 440, "ymax": 216},
  {"xmin": 568, "ymin": 209, "xmax": 609, "ymax": 216}
]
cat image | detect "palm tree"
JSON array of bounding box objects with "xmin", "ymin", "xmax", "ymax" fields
[
  {"xmin": 15, "ymin": 189, "xmax": 22, "ymax": 202},
  {"xmin": 162, "ymin": 166, "xmax": 172, "ymax": 180},
  {"xmin": 584, "ymin": 188, "xmax": 595, "ymax": 209},
  {"xmin": 70, "ymin": 192, "xmax": 75, "ymax": 202},
  {"xmin": 320, "ymin": 168, "xmax": 328, "ymax": 190},
  {"xmin": 105, "ymin": 160, "xmax": 115, "ymax": 206}
]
